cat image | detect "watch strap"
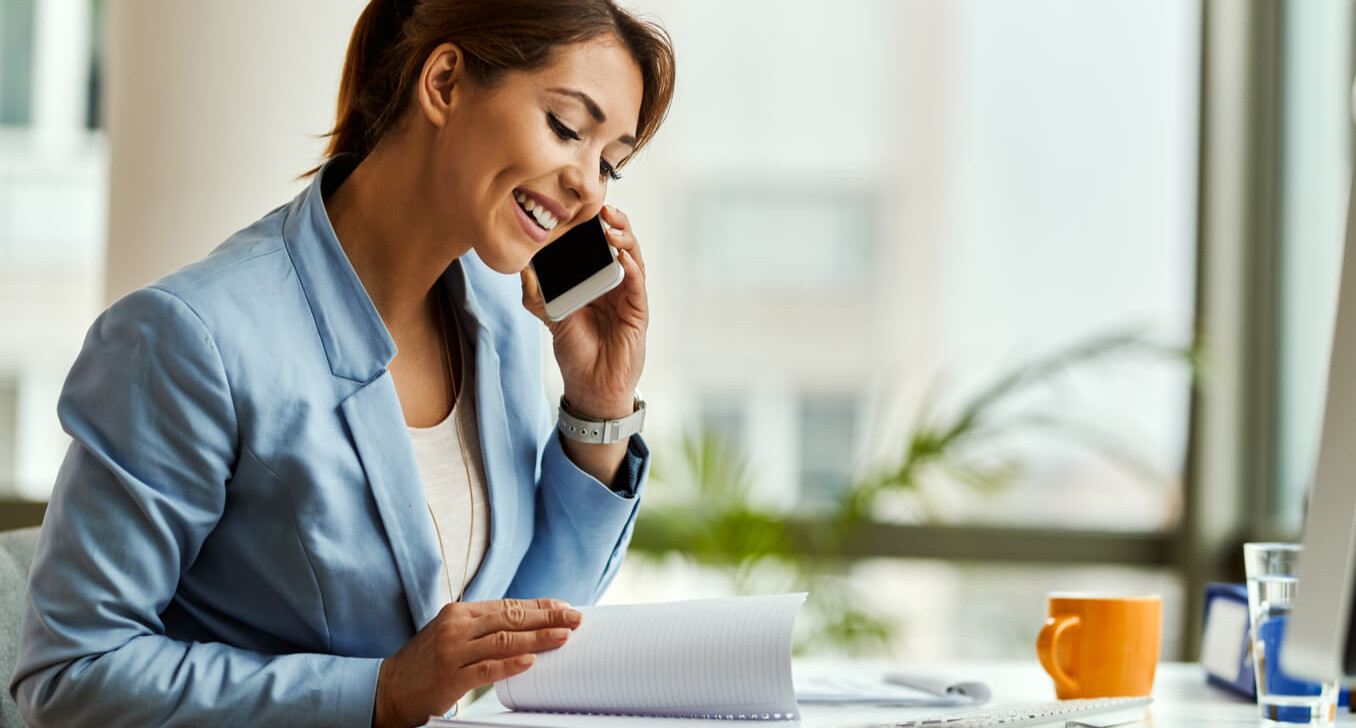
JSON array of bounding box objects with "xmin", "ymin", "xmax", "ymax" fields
[{"xmin": 558, "ymin": 395, "xmax": 646, "ymax": 445}]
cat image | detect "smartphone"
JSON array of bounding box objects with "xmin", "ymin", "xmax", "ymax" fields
[{"xmin": 531, "ymin": 215, "xmax": 625, "ymax": 322}]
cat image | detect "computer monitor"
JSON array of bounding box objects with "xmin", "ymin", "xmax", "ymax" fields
[{"xmin": 1281, "ymin": 117, "xmax": 1356, "ymax": 685}]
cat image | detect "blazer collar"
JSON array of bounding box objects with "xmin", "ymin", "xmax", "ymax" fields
[{"xmin": 282, "ymin": 155, "xmax": 397, "ymax": 383}]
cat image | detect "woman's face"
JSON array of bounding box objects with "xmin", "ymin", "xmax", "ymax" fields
[{"xmin": 428, "ymin": 37, "xmax": 645, "ymax": 274}]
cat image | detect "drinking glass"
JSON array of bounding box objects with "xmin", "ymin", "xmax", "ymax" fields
[{"xmin": 1243, "ymin": 542, "xmax": 1340, "ymax": 724}]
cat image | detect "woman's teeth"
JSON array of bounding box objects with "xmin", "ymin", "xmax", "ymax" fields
[{"xmin": 514, "ymin": 191, "xmax": 559, "ymax": 231}]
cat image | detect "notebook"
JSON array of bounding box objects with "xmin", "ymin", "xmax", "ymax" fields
[{"xmin": 431, "ymin": 593, "xmax": 807, "ymax": 727}]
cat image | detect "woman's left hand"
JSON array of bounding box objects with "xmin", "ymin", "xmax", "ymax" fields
[{"xmin": 521, "ymin": 204, "xmax": 647, "ymax": 421}]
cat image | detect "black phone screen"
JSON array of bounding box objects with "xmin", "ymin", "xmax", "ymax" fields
[{"xmin": 531, "ymin": 216, "xmax": 613, "ymax": 302}]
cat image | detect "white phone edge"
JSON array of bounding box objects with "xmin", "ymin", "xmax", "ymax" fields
[{"xmin": 539, "ymin": 253, "xmax": 625, "ymax": 322}]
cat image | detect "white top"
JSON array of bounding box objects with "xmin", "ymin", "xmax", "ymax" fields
[{"xmin": 408, "ymin": 321, "xmax": 491, "ymax": 604}]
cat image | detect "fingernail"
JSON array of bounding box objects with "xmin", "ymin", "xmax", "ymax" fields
[
  {"xmin": 550, "ymin": 628, "xmax": 571, "ymax": 640},
  {"xmin": 517, "ymin": 654, "xmax": 535, "ymax": 667},
  {"xmin": 608, "ymin": 226, "xmax": 624, "ymax": 237},
  {"xmin": 565, "ymin": 609, "xmax": 583, "ymax": 624},
  {"xmin": 603, "ymin": 204, "xmax": 616, "ymax": 214}
]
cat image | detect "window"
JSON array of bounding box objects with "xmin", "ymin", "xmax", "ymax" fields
[
  {"xmin": 667, "ymin": 0, "xmax": 892, "ymax": 171},
  {"xmin": 798, "ymin": 394, "xmax": 860, "ymax": 503},
  {"xmin": 689, "ymin": 189, "xmax": 876, "ymax": 289},
  {"xmin": 86, "ymin": 0, "xmax": 105, "ymax": 129},
  {"xmin": 0, "ymin": 0, "xmax": 35, "ymax": 126},
  {"xmin": 624, "ymin": 0, "xmax": 1199, "ymax": 531},
  {"xmin": 0, "ymin": 0, "xmax": 105, "ymax": 499},
  {"xmin": 698, "ymin": 394, "xmax": 747, "ymax": 453}
]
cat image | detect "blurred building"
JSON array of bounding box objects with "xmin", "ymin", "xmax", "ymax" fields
[{"xmin": 0, "ymin": 0, "xmax": 103, "ymax": 499}]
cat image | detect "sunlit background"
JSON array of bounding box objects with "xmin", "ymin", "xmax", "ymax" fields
[{"xmin": 1, "ymin": 0, "xmax": 1352, "ymax": 662}]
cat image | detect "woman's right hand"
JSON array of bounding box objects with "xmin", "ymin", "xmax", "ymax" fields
[{"xmin": 372, "ymin": 598, "xmax": 581, "ymax": 728}]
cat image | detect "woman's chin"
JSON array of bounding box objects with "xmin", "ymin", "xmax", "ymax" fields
[{"xmin": 472, "ymin": 245, "xmax": 536, "ymax": 276}]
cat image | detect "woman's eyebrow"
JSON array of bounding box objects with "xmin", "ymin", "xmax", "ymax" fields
[
  {"xmin": 548, "ymin": 88, "xmax": 605, "ymax": 121},
  {"xmin": 547, "ymin": 88, "xmax": 638, "ymax": 148}
]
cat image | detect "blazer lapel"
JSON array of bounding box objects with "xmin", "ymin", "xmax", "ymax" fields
[
  {"xmin": 283, "ymin": 158, "xmax": 443, "ymax": 630},
  {"xmin": 447, "ymin": 263, "xmax": 523, "ymax": 599},
  {"xmin": 341, "ymin": 372, "xmax": 443, "ymax": 631},
  {"xmin": 470, "ymin": 326, "xmax": 521, "ymax": 578}
]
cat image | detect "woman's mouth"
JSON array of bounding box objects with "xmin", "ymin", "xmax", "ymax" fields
[{"xmin": 513, "ymin": 190, "xmax": 560, "ymax": 232}]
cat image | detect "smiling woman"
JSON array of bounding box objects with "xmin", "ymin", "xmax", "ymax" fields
[{"xmin": 8, "ymin": 2, "xmax": 674, "ymax": 728}]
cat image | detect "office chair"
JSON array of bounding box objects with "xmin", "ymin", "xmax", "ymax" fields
[{"xmin": 0, "ymin": 527, "xmax": 39, "ymax": 728}]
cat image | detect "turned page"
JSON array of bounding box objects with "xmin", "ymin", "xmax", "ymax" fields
[{"xmin": 494, "ymin": 593, "xmax": 806, "ymax": 720}]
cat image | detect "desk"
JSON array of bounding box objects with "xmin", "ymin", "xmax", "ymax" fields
[{"xmin": 457, "ymin": 660, "xmax": 1354, "ymax": 727}]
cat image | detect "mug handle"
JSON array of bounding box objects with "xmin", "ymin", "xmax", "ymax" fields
[{"xmin": 1037, "ymin": 615, "xmax": 1081, "ymax": 696}]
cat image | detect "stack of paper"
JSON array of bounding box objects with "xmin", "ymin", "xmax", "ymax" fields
[{"xmin": 438, "ymin": 593, "xmax": 806, "ymax": 726}]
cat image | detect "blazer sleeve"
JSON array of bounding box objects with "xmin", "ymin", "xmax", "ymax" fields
[
  {"xmin": 9, "ymin": 287, "xmax": 380, "ymax": 728},
  {"xmin": 505, "ymin": 430, "xmax": 650, "ymax": 604}
]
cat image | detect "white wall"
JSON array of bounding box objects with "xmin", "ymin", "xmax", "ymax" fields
[{"xmin": 104, "ymin": 0, "xmax": 368, "ymax": 302}]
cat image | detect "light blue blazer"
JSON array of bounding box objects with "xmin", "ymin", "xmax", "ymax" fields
[{"xmin": 10, "ymin": 159, "xmax": 649, "ymax": 727}]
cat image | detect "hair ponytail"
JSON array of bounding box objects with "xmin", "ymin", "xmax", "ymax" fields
[{"xmin": 325, "ymin": 0, "xmax": 417, "ymax": 162}]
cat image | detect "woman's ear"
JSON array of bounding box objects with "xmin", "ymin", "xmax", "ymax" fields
[{"xmin": 418, "ymin": 42, "xmax": 464, "ymax": 128}]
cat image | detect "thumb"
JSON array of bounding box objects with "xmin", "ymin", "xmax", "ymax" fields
[{"xmin": 520, "ymin": 267, "xmax": 549, "ymax": 322}]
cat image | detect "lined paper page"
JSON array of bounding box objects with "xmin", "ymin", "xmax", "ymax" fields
[{"xmin": 494, "ymin": 593, "xmax": 806, "ymax": 720}]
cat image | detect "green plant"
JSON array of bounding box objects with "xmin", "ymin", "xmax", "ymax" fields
[
  {"xmin": 642, "ymin": 430, "xmax": 895, "ymax": 655},
  {"xmin": 636, "ymin": 329, "xmax": 1202, "ymax": 655},
  {"xmin": 845, "ymin": 329, "xmax": 1203, "ymax": 523}
]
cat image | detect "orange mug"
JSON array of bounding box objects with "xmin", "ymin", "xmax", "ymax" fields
[{"xmin": 1036, "ymin": 593, "xmax": 1162, "ymax": 699}]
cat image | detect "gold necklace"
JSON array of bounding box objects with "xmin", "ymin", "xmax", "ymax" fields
[{"xmin": 424, "ymin": 282, "xmax": 477, "ymax": 603}]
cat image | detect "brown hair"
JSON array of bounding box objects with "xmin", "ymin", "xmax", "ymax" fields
[{"xmin": 322, "ymin": 0, "xmax": 675, "ymax": 168}]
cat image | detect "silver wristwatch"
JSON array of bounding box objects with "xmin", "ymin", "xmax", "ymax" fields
[{"xmin": 557, "ymin": 393, "xmax": 646, "ymax": 445}]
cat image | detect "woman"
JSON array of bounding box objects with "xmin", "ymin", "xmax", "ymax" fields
[{"xmin": 9, "ymin": 1, "xmax": 675, "ymax": 726}]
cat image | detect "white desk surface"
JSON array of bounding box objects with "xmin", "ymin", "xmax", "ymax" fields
[
  {"xmin": 792, "ymin": 659, "xmax": 1349, "ymax": 727},
  {"xmin": 457, "ymin": 659, "xmax": 1353, "ymax": 727}
]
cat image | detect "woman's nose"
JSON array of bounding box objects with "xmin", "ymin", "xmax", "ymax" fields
[{"xmin": 561, "ymin": 157, "xmax": 605, "ymax": 208}]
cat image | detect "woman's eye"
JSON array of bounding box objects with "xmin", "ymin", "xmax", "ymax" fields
[
  {"xmin": 547, "ymin": 111, "xmax": 621, "ymax": 182},
  {"xmin": 546, "ymin": 113, "xmax": 579, "ymax": 141}
]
